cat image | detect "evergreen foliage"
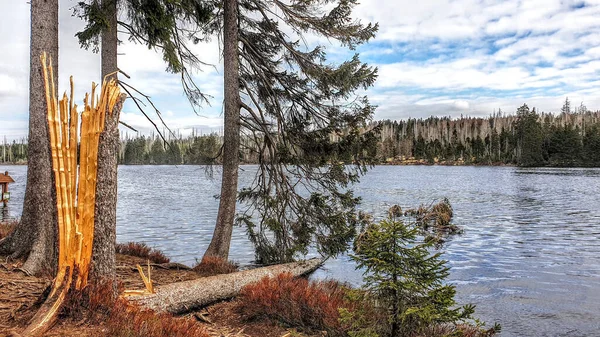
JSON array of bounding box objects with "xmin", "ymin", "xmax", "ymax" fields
[
  {"xmin": 184, "ymin": 133, "xmax": 221, "ymax": 165},
  {"xmin": 192, "ymin": 0, "xmax": 381, "ymax": 264},
  {"xmin": 514, "ymin": 104, "xmax": 544, "ymax": 166},
  {"xmin": 374, "ymin": 103, "xmax": 600, "ymax": 167},
  {"xmin": 350, "ymin": 208, "xmax": 498, "ymax": 337},
  {"xmin": 118, "ymin": 133, "xmax": 221, "ymax": 165},
  {"xmin": 5, "ymin": 103, "xmax": 600, "ymax": 166},
  {"xmin": 74, "ymin": 0, "xmax": 214, "ymax": 113},
  {"xmin": 5, "ymin": 104, "xmax": 600, "ymax": 167},
  {"xmin": 583, "ymin": 125, "xmax": 600, "ymax": 164},
  {"xmin": 0, "ymin": 138, "xmax": 28, "ymax": 164}
]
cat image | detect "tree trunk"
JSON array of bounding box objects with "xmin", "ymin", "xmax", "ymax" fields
[
  {"xmin": 0, "ymin": 0, "xmax": 59, "ymax": 276},
  {"xmin": 128, "ymin": 258, "xmax": 323, "ymax": 314},
  {"xmin": 92, "ymin": 0, "xmax": 118, "ymax": 280},
  {"xmin": 203, "ymin": 0, "xmax": 240, "ymax": 261}
]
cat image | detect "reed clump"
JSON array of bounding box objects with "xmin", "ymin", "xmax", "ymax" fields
[
  {"xmin": 404, "ymin": 198, "xmax": 461, "ymax": 244},
  {"xmin": 416, "ymin": 323, "xmax": 500, "ymax": 337}
]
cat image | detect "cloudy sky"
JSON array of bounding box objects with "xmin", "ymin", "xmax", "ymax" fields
[{"xmin": 1, "ymin": 0, "xmax": 600, "ymax": 140}]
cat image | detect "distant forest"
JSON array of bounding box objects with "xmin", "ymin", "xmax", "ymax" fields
[
  {"xmin": 375, "ymin": 99, "xmax": 600, "ymax": 167},
  {"xmin": 2, "ymin": 99, "xmax": 600, "ymax": 167}
]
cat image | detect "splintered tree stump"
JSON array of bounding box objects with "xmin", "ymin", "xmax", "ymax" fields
[
  {"xmin": 21, "ymin": 53, "xmax": 123, "ymax": 337},
  {"xmin": 127, "ymin": 258, "xmax": 323, "ymax": 314}
]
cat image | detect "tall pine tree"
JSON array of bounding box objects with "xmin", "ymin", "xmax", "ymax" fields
[
  {"xmin": 0, "ymin": 0, "xmax": 59, "ymax": 276},
  {"xmin": 202, "ymin": 0, "xmax": 379, "ymax": 263},
  {"xmin": 74, "ymin": 0, "xmax": 213, "ymax": 278},
  {"xmin": 514, "ymin": 104, "xmax": 544, "ymax": 166}
]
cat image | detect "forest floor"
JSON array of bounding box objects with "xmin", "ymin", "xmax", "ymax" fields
[{"xmin": 0, "ymin": 253, "xmax": 316, "ymax": 337}]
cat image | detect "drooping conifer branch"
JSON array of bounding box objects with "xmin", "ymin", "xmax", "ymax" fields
[{"xmin": 225, "ymin": 0, "xmax": 380, "ymax": 263}]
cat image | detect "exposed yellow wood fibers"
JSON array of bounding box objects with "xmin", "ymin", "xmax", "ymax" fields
[{"xmin": 22, "ymin": 52, "xmax": 122, "ymax": 337}]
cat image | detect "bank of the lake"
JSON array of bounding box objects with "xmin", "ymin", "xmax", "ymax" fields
[{"xmin": 2, "ymin": 165, "xmax": 599, "ymax": 337}]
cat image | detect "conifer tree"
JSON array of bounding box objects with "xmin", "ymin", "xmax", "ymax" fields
[
  {"xmin": 74, "ymin": 0, "xmax": 213, "ymax": 278},
  {"xmin": 149, "ymin": 138, "xmax": 167, "ymax": 164},
  {"xmin": 561, "ymin": 97, "xmax": 571, "ymax": 115},
  {"xmin": 514, "ymin": 104, "xmax": 544, "ymax": 166},
  {"xmin": 74, "ymin": 0, "xmax": 213, "ymax": 112},
  {"xmin": 203, "ymin": 0, "xmax": 379, "ymax": 263},
  {"xmin": 0, "ymin": 0, "xmax": 59, "ymax": 276},
  {"xmin": 351, "ymin": 207, "xmax": 483, "ymax": 337}
]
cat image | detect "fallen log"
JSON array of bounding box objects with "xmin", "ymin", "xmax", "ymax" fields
[
  {"xmin": 118, "ymin": 262, "xmax": 192, "ymax": 271},
  {"xmin": 127, "ymin": 258, "xmax": 323, "ymax": 314}
]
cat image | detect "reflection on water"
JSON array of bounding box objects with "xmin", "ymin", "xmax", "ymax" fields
[
  {"xmin": 0, "ymin": 207, "xmax": 10, "ymax": 222},
  {"xmin": 0, "ymin": 167, "xmax": 26, "ymax": 222},
  {"xmin": 2, "ymin": 165, "xmax": 599, "ymax": 337},
  {"xmin": 514, "ymin": 167, "xmax": 600, "ymax": 177}
]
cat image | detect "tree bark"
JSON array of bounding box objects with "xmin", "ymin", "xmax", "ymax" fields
[
  {"xmin": 128, "ymin": 258, "xmax": 323, "ymax": 314},
  {"xmin": 203, "ymin": 0, "xmax": 241, "ymax": 261},
  {"xmin": 92, "ymin": 0, "xmax": 119, "ymax": 280},
  {"xmin": 0, "ymin": 0, "xmax": 59, "ymax": 277}
]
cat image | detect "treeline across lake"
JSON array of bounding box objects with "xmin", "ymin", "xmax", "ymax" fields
[
  {"xmin": 0, "ymin": 137, "xmax": 28, "ymax": 164},
  {"xmin": 118, "ymin": 132, "xmax": 253, "ymax": 165},
  {"xmin": 376, "ymin": 100, "xmax": 600, "ymax": 167},
  {"xmin": 3, "ymin": 99, "xmax": 600, "ymax": 167}
]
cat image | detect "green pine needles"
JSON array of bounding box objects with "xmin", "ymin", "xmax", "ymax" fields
[
  {"xmin": 232, "ymin": 0, "xmax": 380, "ymax": 264},
  {"xmin": 349, "ymin": 207, "xmax": 500, "ymax": 337}
]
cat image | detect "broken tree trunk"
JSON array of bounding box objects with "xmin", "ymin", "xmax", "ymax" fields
[
  {"xmin": 20, "ymin": 53, "xmax": 123, "ymax": 337},
  {"xmin": 127, "ymin": 258, "xmax": 323, "ymax": 314}
]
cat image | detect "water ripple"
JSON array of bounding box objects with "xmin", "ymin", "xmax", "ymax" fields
[{"xmin": 2, "ymin": 165, "xmax": 599, "ymax": 337}]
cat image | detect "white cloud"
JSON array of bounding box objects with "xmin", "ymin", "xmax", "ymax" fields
[
  {"xmin": 119, "ymin": 110, "xmax": 223, "ymax": 136},
  {"xmin": 3, "ymin": 0, "xmax": 600, "ymax": 139}
]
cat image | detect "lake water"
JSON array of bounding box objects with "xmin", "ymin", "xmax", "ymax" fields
[{"xmin": 2, "ymin": 165, "xmax": 599, "ymax": 337}]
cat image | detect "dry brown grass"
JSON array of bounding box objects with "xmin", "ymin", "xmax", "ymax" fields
[
  {"xmin": 105, "ymin": 299, "xmax": 211, "ymax": 337},
  {"xmin": 236, "ymin": 273, "xmax": 353, "ymax": 336},
  {"xmin": 60, "ymin": 280, "xmax": 210, "ymax": 337},
  {"xmin": 193, "ymin": 257, "xmax": 239, "ymax": 277},
  {"xmin": 115, "ymin": 242, "xmax": 170, "ymax": 264},
  {"xmin": 0, "ymin": 219, "xmax": 18, "ymax": 240}
]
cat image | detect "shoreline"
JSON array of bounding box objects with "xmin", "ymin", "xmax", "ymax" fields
[{"xmin": 3, "ymin": 162, "xmax": 600, "ymax": 168}]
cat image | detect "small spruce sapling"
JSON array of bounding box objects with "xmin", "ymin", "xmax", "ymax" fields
[{"xmin": 350, "ymin": 206, "xmax": 484, "ymax": 337}]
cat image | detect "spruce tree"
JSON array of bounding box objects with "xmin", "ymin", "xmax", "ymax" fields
[
  {"xmin": 74, "ymin": 0, "xmax": 213, "ymax": 112},
  {"xmin": 201, "ymin": 0, "xmax": 379, "ymax": 263},
  {"xmin": 514, "ymin": 104, "xmax": 544, "ymax": 166},
  {"xmin": 75, "ymin": 0, "xmax": 213, "ymax": 278},
  {"xmin": 583, "ymin": 125, "xmax": 600, "ymax": 165},
  {"xmin": 351, "ymin": 208, "xmax": 483, "ymax": 337},
  {"xmin": 561, "ymin": 97, "xmax": 571, "ymax": 115}
]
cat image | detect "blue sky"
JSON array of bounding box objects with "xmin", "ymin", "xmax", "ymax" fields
[{"xmin": 2, "ymin": 0, "xmax": 600, "ymax": 140}]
